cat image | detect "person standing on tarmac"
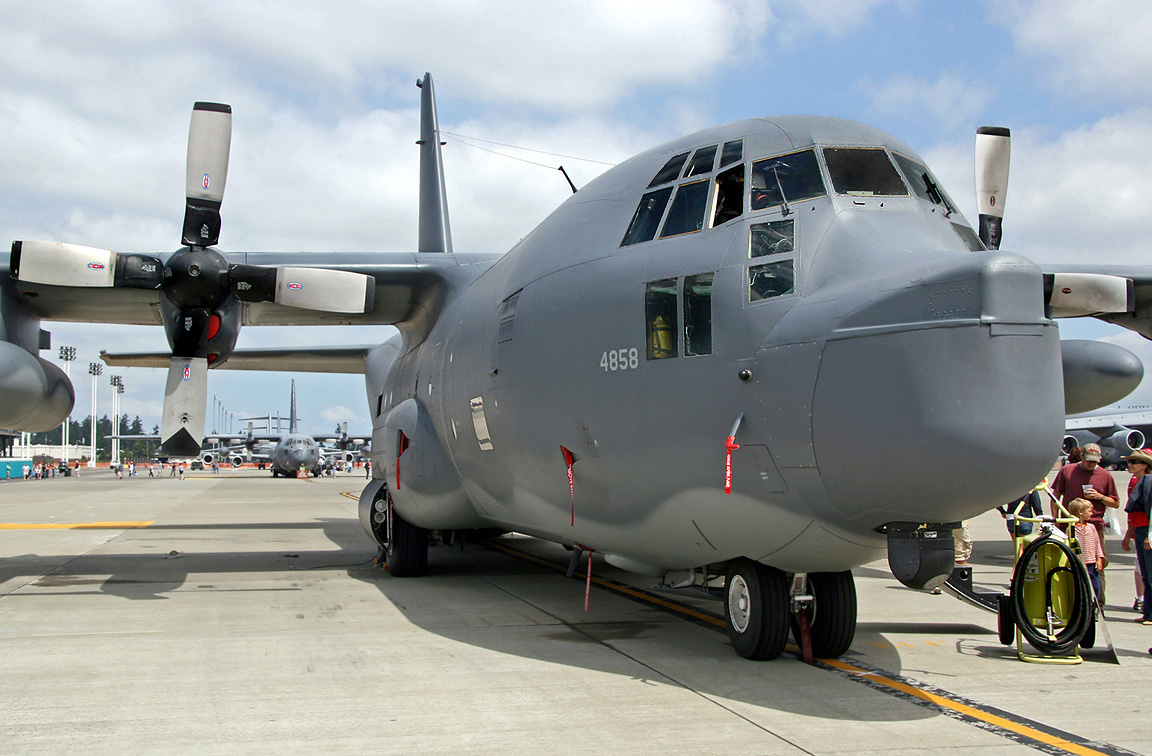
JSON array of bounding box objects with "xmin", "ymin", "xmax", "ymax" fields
[
  {"xmin": 1123, "ymin": 448, "xmax": 1152, "ymax": 625},
  {"xmin": 1052, "ymin": 443, "xmax": 1119, "ymax": 544}
]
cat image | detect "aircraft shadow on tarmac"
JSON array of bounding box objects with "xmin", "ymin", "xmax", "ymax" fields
[{"xmin": 7, "ymin": 520, "xmax": 1084, "ymax": 720}]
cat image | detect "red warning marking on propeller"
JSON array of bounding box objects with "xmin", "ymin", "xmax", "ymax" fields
[
  {"xmin": 287, "ymin": 282, "xmax": 303, "ymax": 290},
  {"xmin": 182, "ymin": 365, "xmax": 191, "ymax": 381},
  {"xmin": 203, "ymin": 174, "xmax": 211, "ymax": 189},
  {"xmin": 88, "ymin": 262, "xmax": 105, "ymax": 270},
  {"xmin": 989, "ymin": 196, "xmax": 996, "ymax": 207}
]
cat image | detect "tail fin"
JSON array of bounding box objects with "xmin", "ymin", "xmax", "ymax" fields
[
  {"xmin": 289, "ymin": 380, "xmax": 297, "ymax": 434},
  {"xmin": 417, "ymin": 73, "xmax": 452, "ymax": 254}
]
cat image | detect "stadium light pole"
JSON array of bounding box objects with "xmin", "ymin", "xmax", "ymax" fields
[
  {"xmin": 109, "ymin": 375, "xmax": 123, "ymax": 464},
  {"xmin": 88, "ymin": 362, "xmax": 102, "ymax": 467},
  {"xmin": 58, "ymin": 346, "xmax": 76, "ymax": 463}
]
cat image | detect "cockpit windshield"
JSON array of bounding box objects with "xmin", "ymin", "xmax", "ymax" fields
[
  {"xmin": 822, "ymin": 148, "xmax": 908, "ymax": 197},
  {"xmin": 750, "ymin": 150, "xmax": 826, "ymax": 211}
]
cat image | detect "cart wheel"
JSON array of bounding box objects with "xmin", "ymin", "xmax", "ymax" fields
[{"xmin": 997, "ymin": 593, "xmax": 1015, "ymax": 646}]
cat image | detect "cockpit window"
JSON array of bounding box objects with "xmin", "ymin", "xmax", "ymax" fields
[
  {"xmin": 951, "ymin": 222, "xmax": 985, "ymax": 252},
  {"xmin": 749, "ymin": 260, "xmax": 795, "ymax": 301},
  {"xmin": 683, "ymin": 145, "xmax": 717, "ymax": 177},
  {"xmin": 891, "ymin": 153, "xmax": 956, "ymax": 214},
  {"xmin": 711, "ymin": 164, "xmax": 744, "ymax": 227},
  {"xmin": 719, "ymin": 140, "xmax": 743, "ymax": 168},
  {"xmin": 822, "ymin": 148, "xmax": 908, "ymax": 197},
  {"xmin": 648, "ymin": 152, "xmax": 691, "ymax": 187},
  {"xmin": 621, "ymin": 187, "xmax": 673, "ymax": 246},
  {"xmin": 750, "ymin": 219, "xmax": 794, "ymax": 258},
  {"xmin": 659, "ymin": 180, "xmax": 710, "ymax": 238},
  {"xmin": 750, "ymin": 150, "xmax": 826, "ymax": 211},
  {"xmin": 645, "ymin": 279, "xmax": 678, "ymax": 359}
]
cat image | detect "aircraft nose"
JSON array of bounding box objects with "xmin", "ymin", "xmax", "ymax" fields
[{"xmin": 809, "ymin": 252, "xmax": 1064, "ymax": 527}]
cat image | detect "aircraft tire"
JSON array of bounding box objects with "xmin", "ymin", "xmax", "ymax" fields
[
  {"xmin": 386, "ymin": 495, "xmax": 428, "ymax": 578},
  {"xmin": 724, "ymin": 558, "xmax": 788, "ymax": 660},
  {"xmin": 997, "ymin": 593, "xmax": 1015, "ymax": 646},
  {"xmin": 793, "ymin": 571, "xmax": 856, "ymax": 659}
]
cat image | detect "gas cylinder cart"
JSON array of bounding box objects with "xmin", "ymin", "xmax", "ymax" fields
[{"xmin": 995, "ymin": 488, "xmax": 1113, "ymax": 664}]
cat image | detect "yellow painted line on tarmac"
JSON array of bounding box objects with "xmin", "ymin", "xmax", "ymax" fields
[
  {"xmin": 820, "ymin": 657, "xmax": 1116, "ymax": 756},
  {"xmin": 0, "ymin": 521, "xmax": 154, "ymax": 530}
]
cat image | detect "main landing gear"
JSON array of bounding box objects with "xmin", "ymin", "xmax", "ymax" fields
[
  {"xmin": 724, "ymin": 558, "xmax": 856, "ymax": 661},
  {"xmin": 369, "ymin": 488, "xmax": 429, "ymax": 577}
]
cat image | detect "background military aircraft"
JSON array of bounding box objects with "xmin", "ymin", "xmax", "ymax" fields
[
  {"xmin": 5, "ymin": 70, "xmax": 1151, "ymax": 660},
  {"xmin": 199, "ymin": 381, "xmax": 368, "ymax": 476}
]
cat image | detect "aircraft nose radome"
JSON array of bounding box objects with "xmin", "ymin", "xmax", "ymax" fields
[{"xmin": 811, "ymin": 252, "xmax": 1064, "ymax": 527}]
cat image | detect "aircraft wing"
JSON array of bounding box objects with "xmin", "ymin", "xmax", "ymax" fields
[
  {"xmin": 4, "ymin": 250, "xmax": 498, "ymax": 328},
  {"xmin": 1065, "ymin": 411, "xmax": 1152, "ymax": 432},
  {"xmin": 102, "ymin": 346, "xmax": 373, "ymax": 374}
]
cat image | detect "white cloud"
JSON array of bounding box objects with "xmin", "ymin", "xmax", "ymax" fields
[
  {"xmin": 863, "ymin": 72, "xmax": 994, "ymax": 130},
  {"xmin": 921, "ymin": 107, "xmax": 1152, "ymax": 262},
  {"xmin": 1002, "ymin": 0, "xmax": 1152, "ymax": 101}
]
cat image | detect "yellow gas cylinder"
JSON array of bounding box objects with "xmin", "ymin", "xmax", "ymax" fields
[
  {"xmin": 1019, "ymin": 534, "xmax": 1076, "ymax": 630},
  {"xmin": 648, "ymin": 314, "xmax": 675, "ymax": 359}
]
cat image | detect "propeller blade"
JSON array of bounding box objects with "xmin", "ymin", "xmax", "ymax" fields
[
  {"xmin": 10, "ymin": 241, "xmax": 162, "ymax": 289},
  {"xmin": 182, "ymin": 102, "xmax": 232, "ymax": 248},
  {"xmin": 158, "ymin": 356, "xmax": 208, "ymax": 458},
  {"xmin": 229, "ymin": 265, "xmax": 375, "ymax": 313},
  {"xmin": 974, "ymin": 126, "xmax": 1010, "ymax": 249}
]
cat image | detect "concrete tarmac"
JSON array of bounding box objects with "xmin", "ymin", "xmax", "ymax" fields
[{"xmin": 1, "ymin": 468, "xmax": 1150, "ymax": 755}]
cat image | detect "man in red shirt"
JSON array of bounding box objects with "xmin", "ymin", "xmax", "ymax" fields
[{"xmin": 1052, "ymin": 442, "xmax": 1119, "ymax": 542}]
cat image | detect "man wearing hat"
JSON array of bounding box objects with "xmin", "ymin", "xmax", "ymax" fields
[
  {"xmin": 1052, "ymin": 443, "xmax": 1120, "ymax": 542},
  {"xmin": 1122, "ymin": 448, "xmax": 1152, "ymax": 622}
]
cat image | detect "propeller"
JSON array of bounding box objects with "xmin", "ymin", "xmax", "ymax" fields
[
  {"xmin": 11, "ymin": 102, "xmax": 376, "ymax": 458},
  {"xmin": 974, "ymin": 126, "xmax": 1132, "ymax": 322},
  {"xmin": 974, "ymin": 126, "xmax": 1010, "ymax": 250}
]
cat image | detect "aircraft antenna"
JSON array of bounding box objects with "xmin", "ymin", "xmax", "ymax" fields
[
  {"xmin": 416, "ymin": 73, "xmax": 453, "ymax": 254},
  {"xmin": 558, "ymin": 166, "xmax": 577, "ymax": 194}
]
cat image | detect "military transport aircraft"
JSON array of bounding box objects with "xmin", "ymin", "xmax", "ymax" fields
[
  {"xmin": 199, "ymin": 381, "xmax": 367, "ymax": 476},
  {"xmin": 5, "ymin": 74, "xmax": 1150, "ymax": 661}
]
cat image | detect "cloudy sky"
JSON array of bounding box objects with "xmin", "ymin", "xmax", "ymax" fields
[{"xmin": 2, "ymin": 0, "xmax": 1150, "ymax": 434}]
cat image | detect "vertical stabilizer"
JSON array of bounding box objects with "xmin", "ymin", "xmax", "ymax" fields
[
  {"xmin": 417, "ymin": 73, "xmax": 453, "ymax": 254},
  {"xmin": 290, "ymin": 380, "xmax": 297, "ymax": 434}
]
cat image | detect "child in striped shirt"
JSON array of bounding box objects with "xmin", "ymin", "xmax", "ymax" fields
[{"xmin": 1070, "ymin": 497, "xmax": 1105, "ymax": 606}]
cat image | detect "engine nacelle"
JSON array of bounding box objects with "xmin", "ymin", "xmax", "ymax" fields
[
  {"xmin": 1099, "ymin": 428, "xmax": 1145, "ymax": 457},
  {"xmin": 0, "ymin": 341, "xmax": 75, "ymax": 431},
  {"xmin": 231, "ymin": 455, "xmax": 244, "ymax": 467},
  {"xmin": 202, "ymin": 451, "xmax": 216, "ymax": 466}
]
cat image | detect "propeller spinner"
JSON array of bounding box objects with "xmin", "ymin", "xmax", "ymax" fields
[{"xmin": 11, "ymin": 102, "xmax": 376, "ymax": 458}]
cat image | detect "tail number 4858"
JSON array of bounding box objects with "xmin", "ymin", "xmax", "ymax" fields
[{"xmin": 600, "ymin": 348, "xmax": 639, "ymax": 371}]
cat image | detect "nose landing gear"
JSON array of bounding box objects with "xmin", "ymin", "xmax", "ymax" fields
[{"xmin": 724, "ymin": 559, "xmax": 857, "ymax": 661}]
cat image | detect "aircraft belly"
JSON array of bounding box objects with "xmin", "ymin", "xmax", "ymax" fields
[{"xmin": 813, "ymin": 321, "xmax": 1063, "ymax": 528}]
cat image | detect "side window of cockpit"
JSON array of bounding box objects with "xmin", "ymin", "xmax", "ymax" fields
[
  {"xmin": 749, "ymin": 260, "xmax": 795, "ymax": 301},
  {"xmin": 823, "ymin": 148, "xmax": 908, "ymax": 197},
  {"xmin": 750, "ymin": 219, "xmax": 794, "ymax": 258},
  {"xmin": 711, "ymin": 164, "xmax": 744, "ymax": 227},
  {"xmin": 750, "ymin": 150, "xmax": 826, "ymax": 211},
  {"xmin": 621, "ymin": 187, "xmax": 674, "ymax": 246},
  {"xmin": 891, "ymin": 153, "xmax": 956, "ymax": 214},
  {"xmin": 659, "ymin": 180, "xmax": 710, "ymax": 238},
  {"xmin": 683, "ymin": 273, "xmax": 713, "ymax": 356},
  {"xmin": 645, "ymin": 279, "xmax": 678, "ymax": 360}
]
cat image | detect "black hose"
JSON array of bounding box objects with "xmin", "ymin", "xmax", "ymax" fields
[{"xmin": 1009, "ymin": 533, "xmax": 1094, "ymax": 655}]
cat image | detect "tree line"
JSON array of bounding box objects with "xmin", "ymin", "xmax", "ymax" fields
[{"xmin": 28, "ymin": 416, "xmax": 159, "ymax": 461}]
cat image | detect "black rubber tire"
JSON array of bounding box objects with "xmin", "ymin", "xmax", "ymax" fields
[
  {"xmin": 796, "ymin": 571, "xmax": 857, "ymax": 658},
  {"xmin": 1081, "ymin": 604, "xmax": 1097, "ymax": 649},
  {"xmin": 386, "ymin": 496, "xmax": 428, "ymax": 577},
  {"xmin": 725, "ymin": 558, "xmax": 789, "ymax": 660},
  {"xmin": 997, "ymin": 593, "xmax": 1015, "ymax": 646}
]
